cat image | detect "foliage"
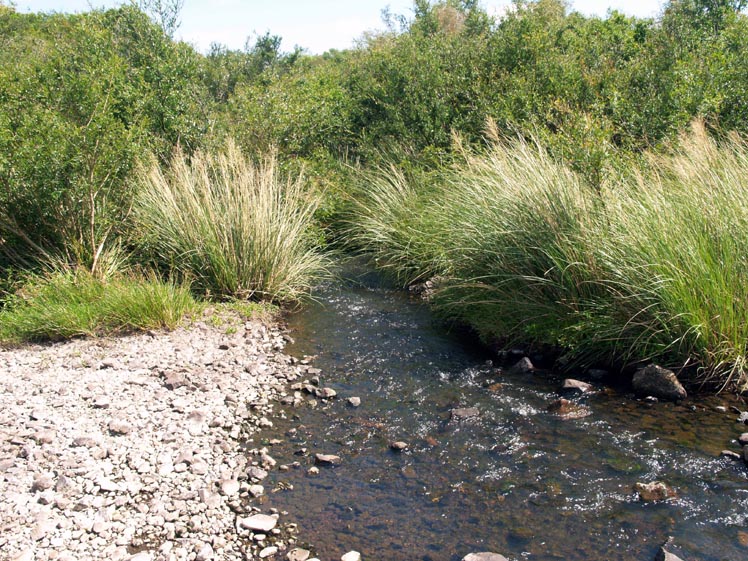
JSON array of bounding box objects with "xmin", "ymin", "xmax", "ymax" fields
[
  {"xmin": 0, "ymin": 269, "xmax": 196, "ymax": 343},
  {"xmin": 134, "ymin": 141, "xmax": 330, "ymax": 303},
  {"xmin": 0, "ymin": 5, "xmax": 209, "ymax": 272},
  {"xmin": 347, "ymin": 125, "xmax": 748, "ymax": 390}
]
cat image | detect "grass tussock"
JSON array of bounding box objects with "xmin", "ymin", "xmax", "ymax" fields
[
  {"xmin": 348, "ymin": 122, "xmax": 748, "ymax": 390},
  {"xmin": 135, "ymin": 140, "xmax": 330, "ymax": 303},
  {"xmin": 0, "ymin": 269, "xmax": 197, "ymax": 343}
]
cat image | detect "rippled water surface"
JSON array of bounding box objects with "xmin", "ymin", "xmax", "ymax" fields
[{"xmin": 260, "ymin": 265, "xmax": 748, "ymax": 561}]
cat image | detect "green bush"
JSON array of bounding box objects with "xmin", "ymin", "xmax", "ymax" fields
[{"xmin": 0, "ymin": 6, "xmax": 210, "ymax": 272}]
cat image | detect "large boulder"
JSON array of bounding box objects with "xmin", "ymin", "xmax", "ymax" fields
[{"xmin": 632, "ymin": 365, "xmax": 687, "ymax": 401}]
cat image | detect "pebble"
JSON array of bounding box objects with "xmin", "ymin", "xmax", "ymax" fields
[
  {"xmin": 238, "ymin": 514, "xmax": 278, "ymax": 532},
  {"xmin": 341, "ymin": 552, "xmax": 361, "ymax": 561},
  {"xmin": 287, "ymin": 548, "xmax": 311, "ymax": 561},
  {"xmin": 347, "ymin": 397, "xmax": 361, "ymax": 407},
  {"xmin": 390, "ymin": 441, "xmax": 408, "ymax": 451},
  {"xmin": 0, "ymin": 310, "xmax": 300, "ymax": 561},
  {"xmin": 260, "ymin": 546, "xmax": 279, "ymax": 558}
]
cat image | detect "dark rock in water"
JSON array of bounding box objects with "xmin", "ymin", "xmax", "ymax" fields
[
  {"xmin": 462, "ymin": 553, "xmax": 509, "ymax": 561},
  {"xmin": 720, "ymin": 450, "xmax": 743, "ymax": 461},
  {"xmin": 635, "ymin": 481, "xmax": 676, "ymax": 501},
  {"xmin": 586, "ymin": 368, "xmax": 609, "ymax": 381},
  {"xmin": 508, "ymin": 357, "xmax": 534, "ymax": 375},
  {"xmin": 737, "ymin": 411, "xmax": 748, "ymax": 424},
  {"xmin": 655, "ymin": 547, "xmax": 685, "ymax": 561},
  {"xmin": 546, "ymin": 398, "xmax": 591, "ymax": 420},
  {"xmin": 738, "ymin": 432, "xmax": 748, "ymax": 446},
  {"xmin": 562, "ymin": 379, "xmax": 593, "ymax": 394},
  {"xmin": 451, "ymin": 407, "xmax": 480, "ymax": 420},
  {"xmin": 632, "ymin": 365, "xmax": 687, "ymax": 402},
  {"xmin": 314, "ymin": 453, "xmax": 342, "ymax": 466}
]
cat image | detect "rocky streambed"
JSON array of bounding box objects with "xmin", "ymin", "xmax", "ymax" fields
[{"xmin": 0, "ymin": 310, "xmax": 320, "ymax": 561}]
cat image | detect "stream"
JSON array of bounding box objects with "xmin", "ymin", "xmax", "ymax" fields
[{"xmin": 260, "ymin": 264, "xmax": 748, "ymax": 561}]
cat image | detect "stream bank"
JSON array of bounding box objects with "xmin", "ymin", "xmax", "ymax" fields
[{"xmin": 0, "ymin": 310, "xmax": 308, "ymax": 561}]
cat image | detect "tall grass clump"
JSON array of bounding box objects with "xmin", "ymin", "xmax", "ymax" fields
[
  {"xmin": 344, "ymin": 164, "xmax": 445, "ymax": 284},
  {"xmin": 349, "ymin": 122, "xmax": 748, "ymax": 390},
  {"xmin": 599, "ymin": 123, "xmax": 748, "ymax": 389},
  {"xmin": 425, "ymin": 131, "xmax": 611, "ymax": 357},
  {"xmin": 0, "ymin": 269, "xmax": 196, "ymax": 343},
  {"xmin": 134, "ymin": 141, "xmax": 330, "ymax": 302}
]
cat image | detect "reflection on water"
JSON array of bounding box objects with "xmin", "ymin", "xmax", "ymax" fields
[{"xmin": 261, "ymin": 263, "xmax": 748, "ymax": 561}]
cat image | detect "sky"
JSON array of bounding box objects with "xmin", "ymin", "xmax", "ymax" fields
[{"xmin": 12, "ymin": 1, "xmax": 667, "ymax": 54}]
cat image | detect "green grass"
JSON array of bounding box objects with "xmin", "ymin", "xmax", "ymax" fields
[
  {"xmin": 347, "ymin": 122, "xmax": 748, "ymax": 390},
  {"xmin": 0, "ymin": 269, "xmax": 197, "ymax": 343},
  {"xmin": 134, "ymin": 140, "xmax": 330, "ymax": 303}
]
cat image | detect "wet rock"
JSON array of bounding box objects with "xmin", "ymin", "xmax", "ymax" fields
[
  {"xmin": 314, "ymin": 453, "xmax": 342, "ymax": 466},
  {"xmin": 655, "ymin": 548, "xmax": 685, "ymax": 561},
  {"xmin": 738, "ymin": 433, "xmax": 748, "ymax": 446},
  {"xmin": 635, "ymin": 481, "xmax": 676, "ymax": 501},
  {"xmin": 287, "ymin": 548, "xmax": 311, "ymax": 561},
  {"xmin": 737, "ymin": 411, "xmax": 748, "ymax": 424},
  {"xmin": 721, "ymin": 450, "xmax": 743, "ymax": 461},
  {"xmin": 562, "ymin": 379, "xmax": 593, "ymax": 394},
  {"xmin": 238, "ymin": 514, "xmax": 278, "ymax": 532},
  {"xmin": 341, "ymin": 552, "xmax": 361, "ymax": 561},
  {"xmin": 462, "ymin": 554, "xmax": 509, "ymax": 561},
  {"xmin": 307, "ymin": 466, "xmax": 320, "ymax": 476},
  {"xmin": 546, "ymin": 398, "xmax": 591, "ymax": 420},
  {"xmin": 315, "ymin": 387, "xmax": 337, "ymax": 399},
  {"xmin": 390, "ymin": 441, "xmax": 408, "ymax": 451},
  {"xmin": 632, "ymin": 365, "xmax": 687, "ymax": 402},
  {"xmin": 508, "ymin": 357, "xmax": 534, "ymax": 375},
  {"xmin": 451, "ymin": 407, "xmax": 480, "ymax": 420},
  {"xmin": 347, "ymin": 397, "xmax": 361, "ymax": 407},
  {"xmin": 248, "ymin": 466, "xmax": 269, "ymax": 480}
]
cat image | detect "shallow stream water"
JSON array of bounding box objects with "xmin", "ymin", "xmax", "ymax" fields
[{"xmin": 261, "ymin": 264, "xmax": 748, "ymax": 561}]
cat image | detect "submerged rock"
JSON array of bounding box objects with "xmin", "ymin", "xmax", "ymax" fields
[
  {"xmin": 462, "ymin": 553, "xmax": 509, "ymax": 561},
  {"xmin": 635, "ymin": 481, "xmax": 676, "ymax": 501},
  {"xmin": 390, "ymin": 441, "xmax": 408, "ymax": 451},
  {"xmin": 314, "ymin": 453, "xmax": 342, "ymax": 466},
  {"xmin": 546, "ymin": 398, "xmax": 591, "ymax": 420},
  {"xmin": 347, "ymin": 397, "xmax": 361, "ymax": 407},
  {"xmin": 451, "ymin": 407, "xmax": 480, "ymax": 420},
  {"xmin": 287, "ymin": 548, "xmax": 311, "ymax": 561},
  {"xmin": 632, "ymin": 365, "xmax": 687, "ymax": 401}
]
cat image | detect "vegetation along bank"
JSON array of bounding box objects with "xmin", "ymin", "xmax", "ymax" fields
[{"xmin": 3, "ymin": 0, "xmax": 748, "ymax": 392}]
